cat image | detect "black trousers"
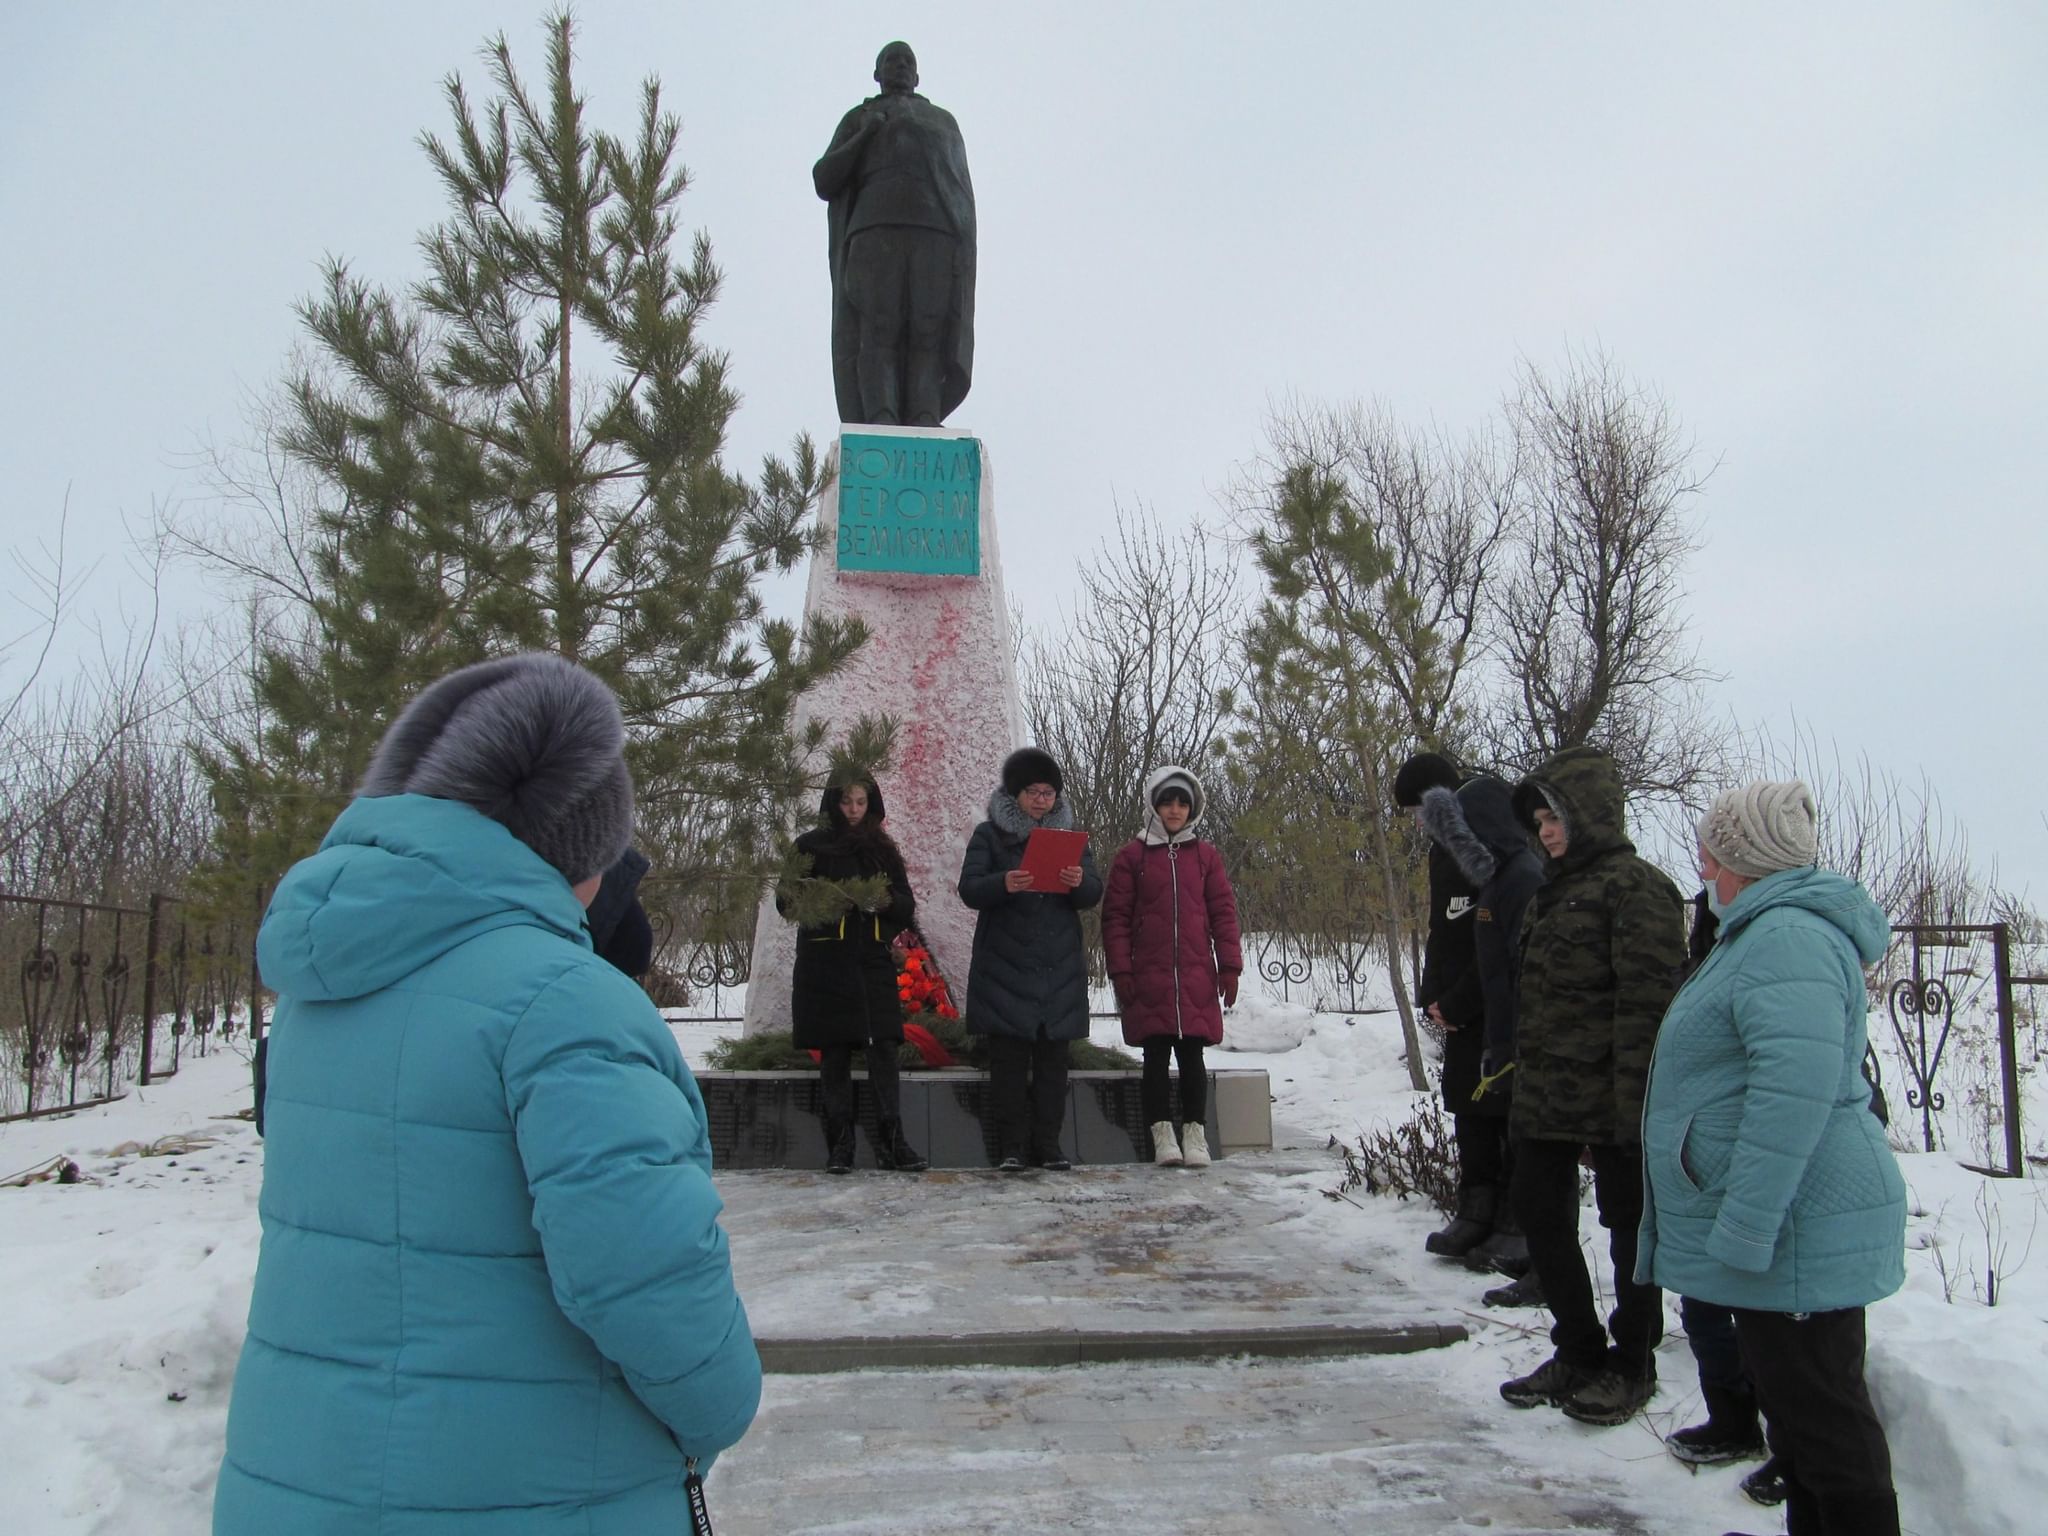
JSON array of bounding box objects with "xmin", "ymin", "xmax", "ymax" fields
[
  {"xmin": 818, "ymin": 1041, "xmax": 902, "ymax": 1129},
  {"xmin": 986, "ymin": 1033, "xmax": 1069, "ymax": 1162},
  {"xmin": 1453, "ymin": 1111, "xmax": 1511, "ymax": 1194},
  {"xmin": 1733, "ymin": 1307, "xmax": 1898, "ymax": 1536},
  {"xmin": 1680, "ymin": 1294, "xmax": 1751, "ymax": 1399},
  {"xmin": 1140, "ymin": 1037, "xmax": 1208, "ymax": 1126},
  {"xmin": 1510, "ymin": 1138, "xmax": 1662, "ymax": 1377}
]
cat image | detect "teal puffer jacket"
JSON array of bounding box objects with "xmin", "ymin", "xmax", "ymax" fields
[
  {"xmin": 214, "ymin": 795, "xmax": 759, "ymax": 1535},
  {"xmin": 1636, "ymin": 866, "xmax": 1906, "ymax": 1312}
]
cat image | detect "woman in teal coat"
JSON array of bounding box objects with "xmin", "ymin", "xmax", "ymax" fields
[
  {"xmin": 1638, "ymin": 779, "xmax": 1904, "ymax": 1536},
  {"xmin": 214, "ymin": 656, "xmax": 760, "ymax": 1535}
]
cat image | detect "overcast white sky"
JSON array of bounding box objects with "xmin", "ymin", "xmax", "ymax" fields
[{"xmin": 5, "ymin": 2, "xmax": 2044, "ymax": 900}]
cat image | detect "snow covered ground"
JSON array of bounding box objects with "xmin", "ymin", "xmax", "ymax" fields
[{"xmin": 3, "ymin": 980, "xmax": 2042, "ymax": 1534}]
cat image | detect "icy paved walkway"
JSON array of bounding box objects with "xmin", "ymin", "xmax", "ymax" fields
[
  {"xmin": 711, "ymin": 1351, "xmax": 1650, "ymax": 1535},
  {"xmin": 708, "ymin": 1160, "xmax": 1652, "ymax": 1533},
  {"xmin": 718, "ymin": 1155, "xmax": 1455, "ymax": 1350}
]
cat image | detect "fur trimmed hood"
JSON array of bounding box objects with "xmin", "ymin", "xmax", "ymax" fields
[
  {"xmin": 986, "ymin": 786, "xmax": 1078, "ymax": 840},
  {"xmin": 1419, "ymin": 777, "xmax": 1530, "ymax": 887}
]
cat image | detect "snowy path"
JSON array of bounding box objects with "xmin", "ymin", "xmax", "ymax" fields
[{"xmin": 715, "ymin": 1354, "xmax": 1654, "ymax": 1535}]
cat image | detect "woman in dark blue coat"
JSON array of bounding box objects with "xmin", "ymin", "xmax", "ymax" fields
[{"xmin": 958, "ymin": 747, "xmax": 1103, "ymax": 1171}]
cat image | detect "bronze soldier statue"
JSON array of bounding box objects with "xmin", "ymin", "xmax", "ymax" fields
[{"xmin": 814, "ymin": 42, "xmax": 976, "ymax": 427}]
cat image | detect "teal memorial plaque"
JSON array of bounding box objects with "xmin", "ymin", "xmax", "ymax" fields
[{"xmin": 837, "ymin": 433, "xmax": 981, "ymax": 575}]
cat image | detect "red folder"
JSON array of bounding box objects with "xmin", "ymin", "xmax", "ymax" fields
[{"xmin": 1019, "ymin": 827, "xmax": 1088, "ymax": 890}]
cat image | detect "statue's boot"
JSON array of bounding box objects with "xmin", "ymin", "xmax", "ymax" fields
[{"xmin": 858, "ymin": 346, "xmax": 902, "ymax": 425}]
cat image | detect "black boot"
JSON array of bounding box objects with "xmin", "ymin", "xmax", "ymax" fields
[
  {"xmin": 1426, "ymin": 1185, "xmax": 1496, "ymax": 1257},
  {"xmin": 824, "ymin": 1121, "xmax": 856, "ymax": 1175},
  {"xmin": 1740, "ymin": 1456, "xmax": 1789, "ymax": 1506},
  {"xmin": 1461, "ymin": 1204, "xmax": 1528, "ymax": 1274},
  {"xmin": 1483, "ymin": 1270, "xmax": 1547, "ymax": 1308},
  {"xmin": 1667, "ymin": 1384, "xmax": 1765, "ymax": 1465},
  {"xmin": 874, "ymin": 1118, "xmax": 928, "ymax": 1173}
]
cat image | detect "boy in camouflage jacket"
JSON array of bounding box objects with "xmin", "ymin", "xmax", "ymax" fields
[{"xmin": 1497, "ymin": 745, "xmax": 1686, "ymax": 1427}]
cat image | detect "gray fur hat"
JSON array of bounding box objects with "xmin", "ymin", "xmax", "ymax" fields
[
  {"xmin": 359, "ymin": 654, "xmax": 635, "ymax": 883},
  {"xmin": 1698, "ymin": 779, "xmax": 1818, "ymax": 879}
]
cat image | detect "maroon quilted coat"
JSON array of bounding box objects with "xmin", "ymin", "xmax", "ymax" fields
[{"xmin": 1102, "ymin": 767, "xmax": 1244, "ymax": 1046}]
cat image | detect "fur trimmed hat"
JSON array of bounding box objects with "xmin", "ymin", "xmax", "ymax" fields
[
  {"xmin": 358, "ymin": 654, "xmax": 635, "ymax": 884},
  {"xmin": 1698, "ymin": 779, "xmax": 1818, "ymax": 879},
  {"xmin": 1001, "ymin": 746, "xmax": 1063, "ymax": 798},
  {"xmin": 1393, "ymin": 751, "xmax": 1462, "ymax": 808}
]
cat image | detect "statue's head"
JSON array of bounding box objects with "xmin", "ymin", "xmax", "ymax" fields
[{"xmin": 873, "ymin": 41, "xmax": 918, "ymax": 93}]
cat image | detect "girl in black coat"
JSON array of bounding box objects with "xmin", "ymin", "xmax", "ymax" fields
[
  {"xmin": 957, "ymin": 747, "xmax": 1104, "ymax": 1172},
  {"xmin": 777, "ymin": 775, "xmax": 925, "ymax": 1173}
]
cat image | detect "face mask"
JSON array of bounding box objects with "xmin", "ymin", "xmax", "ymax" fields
[{"xmin": 1705, "ymin": 883, "xmax": 1732, "ymax": 919}]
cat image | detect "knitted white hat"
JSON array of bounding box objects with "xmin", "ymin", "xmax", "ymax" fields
[{"xmin": 1697, "ymin": 779, "xmax": 1818, "ymax": 879}]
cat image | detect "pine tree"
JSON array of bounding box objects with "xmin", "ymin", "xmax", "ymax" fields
[
  {"xmin": 194, "ymin": 12, "xmax": 866, "ymax": 906},
  {"xmin": 1237, "ymin": 463, "xmax": 1458, "ymax": 1092}
]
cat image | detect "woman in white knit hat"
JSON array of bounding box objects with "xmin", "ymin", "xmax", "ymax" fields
[{"xmin": 1636, "ymin": 779, "xmax": 1906, "ymax": 1536}]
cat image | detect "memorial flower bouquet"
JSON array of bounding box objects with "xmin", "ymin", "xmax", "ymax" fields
[{"xmin": 893, "ymin": 932, "xmax": 960, "ymax": 1067}]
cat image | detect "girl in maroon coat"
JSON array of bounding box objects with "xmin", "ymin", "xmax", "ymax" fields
[{"xmin": 1102, "ymin": 765, "xmax": 1243, "ymax": 1167}]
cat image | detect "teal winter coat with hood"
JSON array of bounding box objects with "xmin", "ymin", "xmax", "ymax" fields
[
  {"xmin": 213, "ymin": 794, "xmax": 760, "ymax": 1535},
  {"xmin": 1635, "ymin": 865, "xmax": 1906, "ymax": 1313}
]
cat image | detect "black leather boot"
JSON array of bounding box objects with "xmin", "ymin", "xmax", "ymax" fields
[
  {"xmin": 874, "ymin": 1118, "xmax": 928, "ymax": 1173},
  {"xmin": 1462, "ymin": 1205, "xmax": 1530, "ymax": 1274},
  {"xmin": 1483, "ymin": 1270, "xmax": 1547, "ymax": 1308},
  {"xmin": 1425, "ymin": 1185, "xmax": 1496, "ymax": 1257},
  {"xmin": 824, "ymin": 1121, "xmax": 856, "ymax": 1175},
  {"xmin": 1740, "ymin": 1456, "xmax": 1789, "ymax": 1506},
  {"xmin": 1667, "ymin": 1383, "xmax": 1765, "ymax": 1465}
]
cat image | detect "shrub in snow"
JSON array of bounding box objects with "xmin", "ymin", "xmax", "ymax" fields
[{"xmin": 1324, "ymin": 1096, "xmax": 1459, "ymax": 1216}]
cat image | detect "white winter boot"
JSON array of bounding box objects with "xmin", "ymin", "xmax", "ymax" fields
[
  {"xmin": 1150, "ymin": 1121, "xmax": 1183, "ymax": 1165},
  {"xmin": 1180, "ymin": 1122, "xmax": 1211, "ymax": 1168}
]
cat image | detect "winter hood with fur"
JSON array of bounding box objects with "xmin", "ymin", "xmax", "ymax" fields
[{"xmin": 1418, "ymin": 776, "xmax": 1545, "ymax": 1063}]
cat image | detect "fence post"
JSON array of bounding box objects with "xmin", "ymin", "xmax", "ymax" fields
[
  {"xmin": 1991, "ymin": 922, "xmax": 2022, "ymax": 1178},
  {"xmin": 140, "ymin": 893, "xmax": 164, "ymax": 1086}
]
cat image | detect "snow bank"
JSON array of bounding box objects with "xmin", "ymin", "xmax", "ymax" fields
[{"xmin": 1217, "ymin": 990, "xmax": 1315, "ymax": 1053}]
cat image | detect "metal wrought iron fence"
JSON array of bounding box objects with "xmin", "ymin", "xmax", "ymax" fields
[
  {"xmin": 640, "ymin": 874, "xmax": 766, "ymax": 1023},
  {"xmin": 1877, "ymin": 922, "xmax": 2035, "ymax": 1177},
  {"xmin": 0, "ymin": 891, "xmax": 264, "ymax": 1121},
  {"xmin": 1076, "ymin": 871, "xmax": 1400, "ymax": 1017}
]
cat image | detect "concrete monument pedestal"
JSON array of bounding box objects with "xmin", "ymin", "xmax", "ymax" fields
[
  {"xmin": 743, "ymin": 424, "xmax": 1021, "ymax": 1035},
  {"xmin": 694, "ymin": 1068, "xmax": 1272, "ymax": 1171}
]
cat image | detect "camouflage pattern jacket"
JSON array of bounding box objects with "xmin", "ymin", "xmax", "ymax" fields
[{"xmin": 1508, "ymin": 747, "xmax": 1686, "ymax": 1146}]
